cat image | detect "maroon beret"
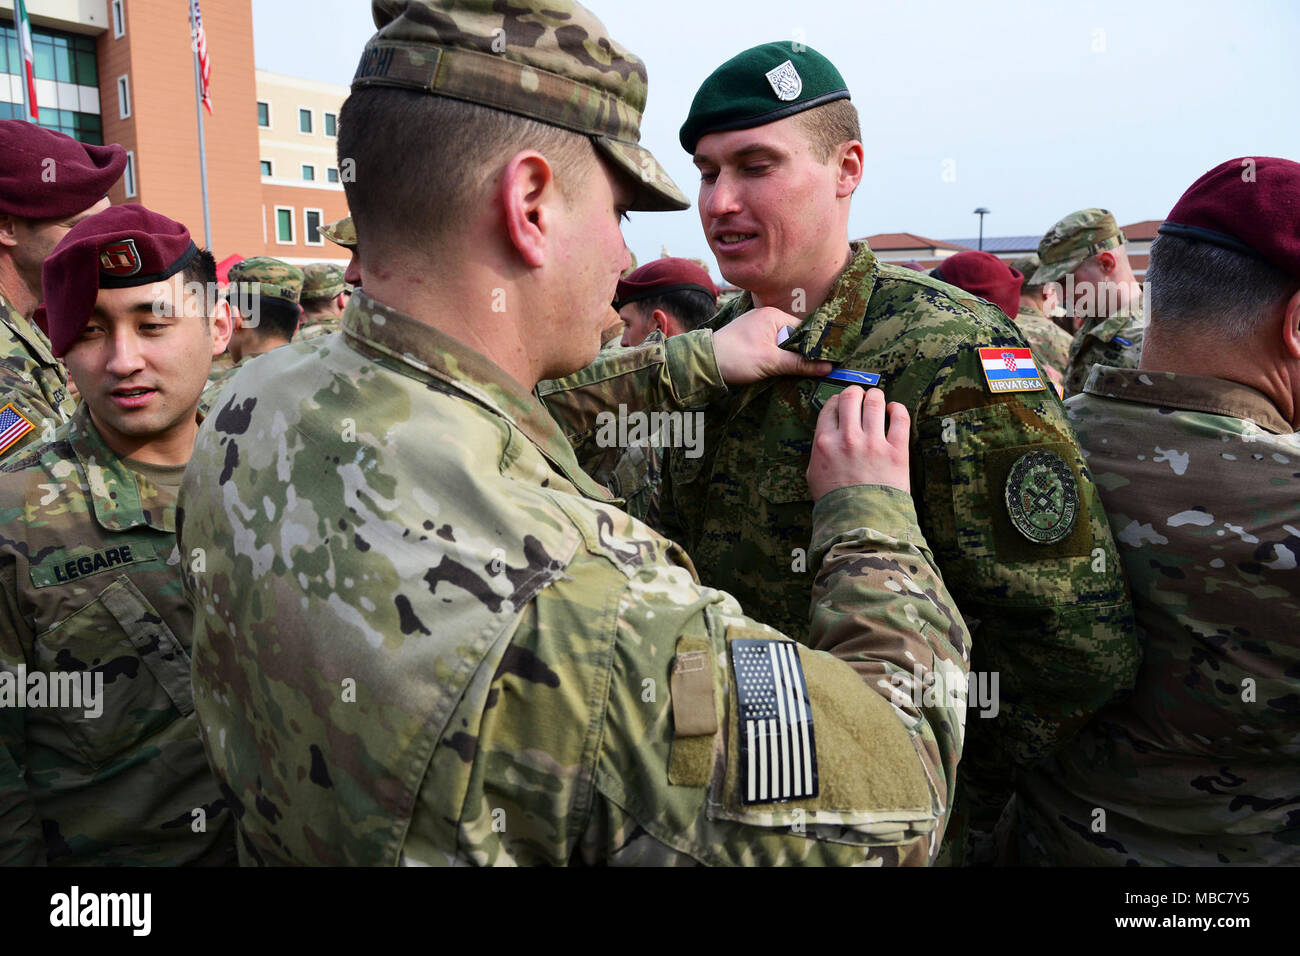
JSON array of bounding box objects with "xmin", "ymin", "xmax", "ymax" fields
[
  {"xmin": 1159, "ymin": 156, "xmax": 1300, "ymax": 278},
  {"xmin": 931, "ymin": 249, "xmax": 1023, "ymax": 320},
  {"xmin": 36, "ymin": 204, "xmax": 199, "ymax": 357},
  {"xmin": 0, "ymin": 120, "xmax": 126, "ymax": 221},
  {"xmin": 615, "ymin": 257, "xmax": 718, "ymax": 309}
]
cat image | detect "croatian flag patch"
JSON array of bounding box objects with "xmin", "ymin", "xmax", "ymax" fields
[
  {"xmin": 0, "ymin": 403, "xmax": 35, "ymax": 455},
  {"xmin": 731, "ymin": 639, "xmax": 818, "ymax": 804},
  {"xmin": 977, "ymin": 347, "xmax": 1046, "ymax": 394}
]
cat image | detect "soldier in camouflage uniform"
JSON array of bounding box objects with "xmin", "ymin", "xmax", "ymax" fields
[
  {"xmin": 0, "ymin": 204, "xmax": 235, "ymax": 865},
  {"xmin": 540, "ymin": 41, "xmax": 1137, "ymax": 864},
  {"xmin": 1009, "ymin": 252, "xmax": 1073, "ymax": 391},
  {"xmin": 179, "ymin": 0, "xmax": 972, "ymax": 866},
  {"xmin": 296, "ymin": 262, "xmax": 347, "ymax": 341},
  {"xmin": 0, "ymin": 121, "xmax": 126, "ymax": 463},
  {"xmin": 1031, "ymin": 209, "xmax": 1145, "ymax": 397},
  {"xmin": 1010, "ymin": 157, "xmax": 1300, "ymax": 864},
  {"xmin": 200, "ymin": 257, "xmax": 303, "ymax": 415}
]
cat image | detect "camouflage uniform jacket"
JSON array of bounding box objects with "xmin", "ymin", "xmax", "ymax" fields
[
  {"xmin": 296, "ymin": 314, "xmax": 341, "ymax": 341},
  {"xmin": 179, "ymin": 290, "xmax": 973, "ymax": 866},
  {"xmin": 1012, "ymin": 367, "xmax": 1300, "ymax": 865},
  {"xmin": 0, "ymin": 403, "xmax": 234, "ymax": 865},
  {"xmin": 1062, "ymin": 305, "xmax": 1145, "ymax": 398},
  {"xmin": 1016, "ymin": 305, "xmax": 1073, "ymax": 391},
  {"xmin": 541, "ymin": 242, "xmax": 1139, "ymax": 854},
  {"xmin": 0, "ymin": 290, "xmax": 76, "ymax": 463}
]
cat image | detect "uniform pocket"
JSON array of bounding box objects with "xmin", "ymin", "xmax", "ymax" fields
[{"xmin": 31, "ymin": 575, "xmax": 193, "ymax": 769}]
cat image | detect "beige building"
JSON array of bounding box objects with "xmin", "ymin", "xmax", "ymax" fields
[{"xmin": 255, "ymin": 69, "xmax": 349, "ymax": 265}]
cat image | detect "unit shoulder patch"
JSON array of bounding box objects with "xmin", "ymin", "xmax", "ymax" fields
[
  {"xmin": 1003, "ymin": 450, "xmax": 1079, "ymax": 544},
  {"xmin": 0, "ymin": 402, "xmax": 35, "ymax": 455}
]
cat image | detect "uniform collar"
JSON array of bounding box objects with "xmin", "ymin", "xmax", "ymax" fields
[
  {"xmin": 1017, "ymin": 304, "xmax": 1043, "ymax": 318},
  {"xmin": 1081, "ymin": 365, "xmax": 1293, "ymax": 435},
  {"xmin": 0, "ymin": 289, "xmax": 57, "ymax": 365},
  {"xmin": 1075, "ymin": 300, "xmax": 1143, "ymax": 341},
  {"xmin": 63, "ymin": 402, "xmax": 174, "ymax": 533},
  {"xmin": 714, "ymin": 241, "xmax": 878, "ymax": 364},
  {"xmin": 340, "ymin": 290, "xmax": 615, "ymax": 500}
]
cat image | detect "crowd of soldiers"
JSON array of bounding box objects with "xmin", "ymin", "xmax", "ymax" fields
[{"xmin": 0, "ymin": 0, "xmax": 1295, "ymax": 868}]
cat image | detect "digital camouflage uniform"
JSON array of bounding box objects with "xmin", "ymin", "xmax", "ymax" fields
[
  {"xmin": 1010, "ymin": 367, "xmax": 1300, "ymax": 864},
  {"xmin": 180, "ymin": 291, "xmax": 971, "ymax": 865},
  {"xmin": 297, "ymin": 263, "xmax": 346, "ymax": 341},
  {"xmin": 0, "ymin": 403, "xmax": 234, "ymax": 865},
  {"xmin": 0, "ymin": 291, "xmax": 76, "ymax": 463},
  {"xmin": 1062, "ymin": 307, "xmax": 1145, "ymax": 398},
  {"xmin": 542, "ymin": 241, "xmax": 1140, "ymax": 861}
]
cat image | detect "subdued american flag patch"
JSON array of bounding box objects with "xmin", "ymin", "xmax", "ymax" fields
[
  {"xmin": 731, "ymin": 638, "xmax": 818, "ymax": 804},
  {"xmin": 0, "ymin": 403, "xmax": 35, "ymax": 454}
]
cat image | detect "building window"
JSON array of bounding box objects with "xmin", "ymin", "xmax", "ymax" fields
[
  {"xmin": 301, "ymin": 164, "xmax": 315, "ymax": 182},
  {"xmin": 260, "ymin": 160, "xmax": 272, "ymax": 177},
  {"xmin": 324, "ymin": 112, "xmax": 337, "ymax": 137},
  {"xmin": 116, "ymin": 75, "xmax": 130, "ymax": 119},
  {"xmin": 304, "ymin": 209, "xmax": 323, "ymax": 246},
  {"xmin": 111, "ymin": 0, "xmax": 125, "ymax": 38},
  {"xmin": 275, "ymin": 207, "xmax": 294, "ymax": 244},
  {"xmin": 327, "ymin": 167, "xmax": 339, "ymax": 184},
  {"xmin": 298, "ymin": 108, "xmax": 312, "ymax": 133},
  {"xmin": 124, "ymin": 151, "xmax": 137, "ymax": 198},
  {"xmin": 257, "ymin": 101, "xmax": 270, "ymax": 127}
]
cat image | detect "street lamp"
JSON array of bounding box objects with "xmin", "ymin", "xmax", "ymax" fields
[{"xmin": 973, "ymin": 207, "xmax": 990, "ymax": 251}]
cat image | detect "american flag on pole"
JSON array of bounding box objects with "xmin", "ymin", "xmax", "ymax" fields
[
  {"xmin": 14, "ymin": 0, "xmax": 39, "ymax": 121},
  {"xmin": 0, "ymin": 404, "xmax": 35, "ymax": 455},
  {"xmin": 731, "ymin": 639, "xmax": 819, "ymax": 804},
  {"xmin": 191, "ymin": 0, "xmax": 212, "ymax": 114}
]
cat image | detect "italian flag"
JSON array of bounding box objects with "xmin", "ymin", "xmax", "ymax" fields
[{"xmin": 15, "ymin": 0, "xmax": 39, "ymax": 121}]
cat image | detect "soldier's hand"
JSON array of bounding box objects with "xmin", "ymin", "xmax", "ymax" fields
[
  {"xmin": 807, "ymin": 386, "xmax": 911, "ymax": 499},
  {"xmin": 712, "ymin": 307, "xmax": 832, "ymax": 385}
]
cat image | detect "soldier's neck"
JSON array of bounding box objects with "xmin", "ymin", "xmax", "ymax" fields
[
  {"xmin": 87, "ymin": 405, "xmax": 201, "ymax": 467},
  {"xmin": 0, "ymin": 261, "xmax": 37, "ymax": 319},
  {"xmin": 1142, "ymin": 329, "xmax": 1297, "ymax": 428},
  {"xmin": 751, "ymin": 245, "xmax": 854, "ymax": 321}
]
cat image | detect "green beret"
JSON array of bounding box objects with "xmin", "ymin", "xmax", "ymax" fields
[
  {"xmin": 300, "ymin": 262, "xmax": 345, "ymax": 301},
  {"xmin": 1031, "ymin": 208, "xmax": 1126, "ymax": 286},
  {"xmin": 228, "ymin": 257, "xmax": 304, "ymax": 307},
  {"xmin": 679, "ymin": 41, "xmax": 851, "ymax": 154}
]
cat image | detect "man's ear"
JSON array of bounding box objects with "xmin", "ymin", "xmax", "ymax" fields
[
  {"xmin": 0, "ymin": 213, "xmax": 17, "ymax": 249},
  {"xmin": 500, "ymin": 151, "xmax": 556, "ymax": 269},
  {"xmin": 211, "ymin": 297, "xmax": 233, "ymax": 355},
  {"xmin": 834, "ymin": 140, "xmax": 865, "ymax": 198},
  {"xmin": 1280, "ymin": 287, "xmax": 1300, "ymax": 360},
  {"xmin": 1096, "ymin": 250, "xmax": 1117, "ymax": 274},
  {"xmin": 650, "ymin": 308, "xmax": 671, "ymax": 335}
]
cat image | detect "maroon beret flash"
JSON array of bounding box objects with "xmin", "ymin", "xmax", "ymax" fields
[
  {"xmin": 615, "ymin": 257, "xmax": 718, "ymax": 309},
  {"xmin": 36, "ymin": 204, "xmax": 199, "ymax": 357},
  {"xmin": 1159, "ymin": 156, "xmax": 1300, "ymax": 279},
  {"xmin": 932, "ymin": 249, "xmax": 1024, "ymax": 320},
  {"xmin": 0, "ymin": 120, "xmax": 127, "ymax": 221}
]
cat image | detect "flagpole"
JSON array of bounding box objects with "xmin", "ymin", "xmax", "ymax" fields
[{"xmin": 189, "ymin": 3, "xmax": 213, "ymax": 250}]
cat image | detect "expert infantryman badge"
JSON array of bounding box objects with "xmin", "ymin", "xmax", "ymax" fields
[
  {"xmin": 765, "ymin": 60, "xmax": 802, "ymax": 101},
  {"xmin": 99, "ymin": 238, "xmax": 142, "ymax": 277},
  {"xmin": 1004, "ymin": 450, "xmax": 1079, "ymax": 544}
]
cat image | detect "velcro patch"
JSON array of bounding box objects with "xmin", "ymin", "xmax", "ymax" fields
[
  {"xmin": 31, "ymin": 541, "xmax": 157, "ymax": 588},
  {"xmin": 1004, "ymin": 450, "xmax": 1080, "ymax": 545},
  {"xmin": 731, "ymin": 638, "xmax": 818, "ymax": 804},
  {"xmin": 977, "ymin": 347, "xmax": 1045, "ymax": 394},
  {"xmin": 0, "ymin": 403, "xmax": 35, "ymax": 455},
  {"xmin": 824, "ymin": 368, "xmax": 880, "ymax": 387}
]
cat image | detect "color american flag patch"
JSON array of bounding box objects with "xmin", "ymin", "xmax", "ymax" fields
[
  {"xmin": 731, "ymin": 639, "xmax": 818, "ymax": 804},
  {"xmin": 0, "ymin": 403, "xmax": 34, "ymax": 454}
]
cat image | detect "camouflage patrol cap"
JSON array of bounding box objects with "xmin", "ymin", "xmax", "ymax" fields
[
  {"xmin": 1010, "ymin": 253, "xmax": 1042, "ymax": 288},
  {"xmin": 300, "ymin": 263, "xmax": 346, "ymax": 301},
  {"xmin": 319, "ymin": 216, "xmax": 356, "ymax": 250},
  {"xmin": 228, "ymin": 257, "xmax": 304, "ymax": 307},
  {"xmin": 679, "ymin": 42, "xmax": 851, "ymax": 154},
  {"xmin": 1031, "ymin": 209, "xmax": 1126, "ymax": 285},
  {"xmin": 352, "ymin": 0, "xmax": 687, "ymax": 212}
]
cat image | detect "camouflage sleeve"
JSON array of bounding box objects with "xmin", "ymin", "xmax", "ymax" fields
[
  {"xmin": 1062, "ymin": 314, "xmax": 1144, "ymax": 398},
  {"xmin": 0, "ymin": 535, "xmax": 46, "ymax": 866},
  {"xmin": 0, "ymin": 367, "xmax": 65, "ymax": 465},
  {"xmin": 535, "ymin": 329, "xmax": 727, "ymax": 474},
  {"xmin": 915, "ymin": 337, "xmax": 1138, "ymax": 806}
]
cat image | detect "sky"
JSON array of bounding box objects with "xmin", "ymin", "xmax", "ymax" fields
[{"xmin": 251, "ymin": 0, "xmax": 1299, "ymax": 271}]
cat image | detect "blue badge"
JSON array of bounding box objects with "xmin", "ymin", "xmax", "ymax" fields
[
  {"xmin": 824, "ymin": 368, "xmax": 880, "ymax": 387},
  {"xmin": 1113, "ymin": 336, "xmax": 1133, "ymax": 347}
]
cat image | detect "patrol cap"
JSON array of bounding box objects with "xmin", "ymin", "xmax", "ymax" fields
[
  {"xmin": 228, "ymin": 257, "xmax": 304, "ymax": 307},
  {"xmin": 1031, "ymin": 208, "xmax": 1125, "ymax": 286},
  {"xmin": 0, "ymin": 120, "xmax": 127, "ymax": 221},
  {"xmin": 679, "ymin": 41, "xmax": 851, "ymax": 154},
  {"xmin": 36, "ymin": 203, "xmax": 199, "ymax": 357},
  {"xmin": 319, "ymin": 216, "xmax": 356, "ymax": 250},
  {"xmin": 300, "ymin": 262, "xmax": 346, "ymax": 301},
  {"xmin": 931, "ymin": 250, "xmax": 1023, "ymax": 320},
  {"xmin": 614, "ymin": 257, "xmax": 717, "ymax": 309},
  {"xmin": 352, "ymin": 0, "xmax": 687, "ymax": 212},
  {"xmin": 1159, "ymin": 156, "xmax": 1300, "ymax": 279},
  {"xmin": 1010, "ymin": 253, "xmax": 1042, "ymax": 288}
]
